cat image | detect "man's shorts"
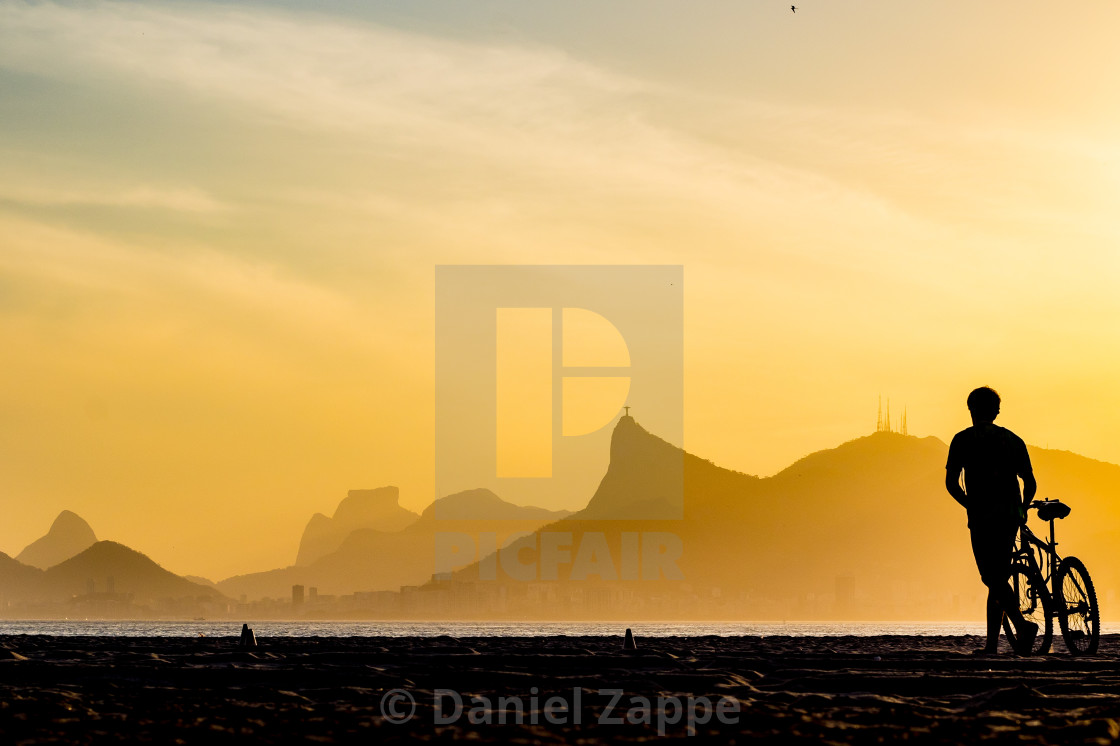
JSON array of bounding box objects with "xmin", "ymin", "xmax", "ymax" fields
[{"xmin": 969, "ymin": 519, "xmax": 1019, "ymax": 589}]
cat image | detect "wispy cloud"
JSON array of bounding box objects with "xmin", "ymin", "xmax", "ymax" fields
[
  {"xmin": 0, "ymin": 1, "xmax": 914, "ymax": 237},
  {"xmin": 0, "ymin": 184, "xmax": 226, "ymax": 213},
  {"xmin": 0, "ymin": 2, "xmax": 634, "ymax": 153},
  {"xmin": 0, "ymin": 212, "xmax": 360, "ymax": 345}
]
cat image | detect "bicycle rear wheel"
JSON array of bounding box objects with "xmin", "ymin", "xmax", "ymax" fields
[
  {"xmin": 1057, "ymin": 556, "xmax": 1099, "ymax": 655},
  {"xmin": 1002, "ymin": 563, "xmax": 1053, "ymax": 655}
]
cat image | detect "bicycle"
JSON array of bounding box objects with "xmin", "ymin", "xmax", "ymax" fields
[{"xmin": 1002, "ymin": 498, "xmax": 1100, "ymax": 655}]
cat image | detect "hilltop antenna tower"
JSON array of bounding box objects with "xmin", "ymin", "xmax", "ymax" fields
[{"xmin": 877, "ymin": 396, "xmax": 910, "ymax": 434}]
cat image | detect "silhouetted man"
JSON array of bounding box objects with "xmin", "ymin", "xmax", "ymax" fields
[{"xmin": 945, "ymin": 386, "xmax": 1038, "ymax": 654}]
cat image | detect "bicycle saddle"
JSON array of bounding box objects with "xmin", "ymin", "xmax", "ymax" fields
[{"xmin": 1034, "ymin": 500, "xmax": 1071, "ymax": 521}]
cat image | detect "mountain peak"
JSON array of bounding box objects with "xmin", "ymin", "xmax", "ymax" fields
[
  {"xmin": 16, "ymin": 510, "xmax": 97, "ymax": 570},
  {"xmin": 50, "ymin": 509, "xmax": 94, "ymax": 535},
  {"xmin": 45, "ymin": 540, "xmax": 223, "ymax": 601},
  {"xmin": 423, "ymin": 488, "xmax": 572, "ymax": 521},
  {"xmin": 576, "ymin": 416, "xmax": 685, "ymax": 520},
  {"xmin": 774, "ymin": 431, "xmax": 947, "ymax": 482},
  {"xmin": 295, "ymin": 486, "xmax": 420, "ymax": 566},
  {"xmin": 334, "ymin": 487, "xmax": 404, "ymax": 524},
  {"xmin": 609, "ymin": 414, "xmax": 664, "ymax": 459}
]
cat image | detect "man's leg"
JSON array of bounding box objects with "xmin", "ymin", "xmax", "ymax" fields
[
  {"xmin": 973, "ymin": 521, "xmax": 1035, "ymax": 652},
  {"xmin": 992, "ymin": 524, "xmax": 1038, "ymax": 652},
  {"xmin": 973, "ymin": 527, "xmax": 1003, "ymax": 653},
  {"xmin": 985, "ymin": 587, "xmax": 1003, "ymax": 651}
]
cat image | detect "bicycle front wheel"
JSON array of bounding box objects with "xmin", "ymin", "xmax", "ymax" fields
[
  {"xmin": 1004, "ymin": 563, "xmax": 1053, "ymax": 655},
  {"xmin": 1057, "ymin": 556, "xmax": 1100, "ymax": 655}
]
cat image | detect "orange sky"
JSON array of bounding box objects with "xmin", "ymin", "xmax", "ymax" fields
[{"xmin": 1, "ymin": 1, "xmax": 1119, "ymax": 580}]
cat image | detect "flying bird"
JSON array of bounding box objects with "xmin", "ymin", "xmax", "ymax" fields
[{"xmin": 791, "ymin": 5, "xmax": 797, "ymax": 11}]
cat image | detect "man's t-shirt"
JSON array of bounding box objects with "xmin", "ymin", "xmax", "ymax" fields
[{"xmin": 946, "ymin": 423, "xmax": 1032, "ymax": 527}]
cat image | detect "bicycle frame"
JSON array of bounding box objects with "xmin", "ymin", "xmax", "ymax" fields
[{"xmin": 1013, "ymin": 515, "xmax": 1063, "ymax": 620}]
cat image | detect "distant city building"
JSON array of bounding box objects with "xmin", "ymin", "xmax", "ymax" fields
[{"xmin": 291, "ymin": 584, "xmax": 305, "ymax": 606}]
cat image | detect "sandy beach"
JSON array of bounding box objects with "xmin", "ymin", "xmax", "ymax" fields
[{"xmin": 2, "ymin": 633, "xmax": 1119, "ymax": 743}]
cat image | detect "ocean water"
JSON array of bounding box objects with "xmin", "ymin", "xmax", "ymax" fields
[
  {"xmin": 2, "ymin": 620, "xmax": 1118, "ymax": 637},
  {"xmin": 0, "ymin": 619, "xmax": 1092, "ymax": 637}
]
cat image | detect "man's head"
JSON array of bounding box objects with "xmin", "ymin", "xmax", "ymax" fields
[{"xmin": 967, "ymin": 386, "xmax": 1001, "ymax": 424}]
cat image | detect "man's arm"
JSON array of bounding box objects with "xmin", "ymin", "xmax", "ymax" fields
[
  {"xmin": 945, "ymin": 468, "xmax": 968, "ymax": 509},
  {"xmin": 945, "ymin": 434, "xmax": 968, "ymax": 509},
  {"xmin": 1020, "ymin": 470, "xmax": 1037, "ymax": 508},
  {"xmin": 1018, "ymin": 437, "xmax": 1037, "ymax": 511}
]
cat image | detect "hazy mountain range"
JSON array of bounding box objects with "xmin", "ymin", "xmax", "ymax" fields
[
  {"xmin": 218, "ymin": 488, "xmax": 572, "ymax": 600},
  {"xmin": 0, "ymin": 541, "xmax": 223, "ymax": 607},
  {"xmin": 2, "ymin": 415, "xmax": 1117, "ymax": 619},
  {"xmin": 441, "ymin": 416, "xmax": 1120, "ymax": 619}
]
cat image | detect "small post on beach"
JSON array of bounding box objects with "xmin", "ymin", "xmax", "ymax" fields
[
  {"xmin": 624, "ymin": 628, "xmax": 637, "ymax": 650},
  {"xmin": 239, "ymin": 623, "xmax": 258, "ymax": 648}
]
